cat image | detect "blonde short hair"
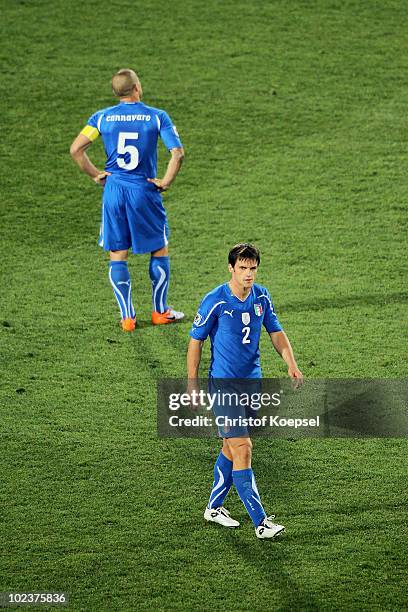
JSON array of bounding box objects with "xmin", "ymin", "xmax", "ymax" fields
[{"xmin": 112, "ymin": 69, "xmax": 140, "ymax": 98}]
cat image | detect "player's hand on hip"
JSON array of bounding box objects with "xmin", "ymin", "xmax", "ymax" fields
[
  {"xmin": 94, "ymin": 171, "xmax": 111, "ymax": 186},
  {"xmin": 288, "ymin": 366, "xmax": 304, "ymax": 389},
  {"xmin": 147, "ymin": 177, "xmax": 169, "ymax": 192}
]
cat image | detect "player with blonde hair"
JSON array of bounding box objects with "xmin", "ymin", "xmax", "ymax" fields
[{"xmin": 70, "ymin": 69, "xmax": 185, "ymax": 331}]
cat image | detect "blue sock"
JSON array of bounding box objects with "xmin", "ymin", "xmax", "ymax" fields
[
  {"xmin": 109, "ymin": 261, "xmax": 135, "ymax": 320},
  {"xmin": 149, "ymin": 256, "xmax": 170, "ymax": 313},
  {"xmin": 208, "ymin": 452, "xmax": 233, "ymax": 509},
  {"xmin": 232, "ymin": 468, "xmax": 267, "ymax": 527}
]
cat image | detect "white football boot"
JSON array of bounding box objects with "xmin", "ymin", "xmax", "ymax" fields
[
  {"xmin": 255, "ymin": 515, "xmax": 285, "ymax": 539},
  {"xmin": 151, "ymin": 307, "xmax": 185, "ymax": 325},
  {"xmin": 167, "ymin": 307, "xmax": 184, "ymax": 321},
  {"xmin": 204, "ymin": 506, "xmax": 240, "ymax": 528}
]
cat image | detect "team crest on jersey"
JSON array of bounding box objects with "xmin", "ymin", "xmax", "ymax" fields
[
  {"xmin": 254, "ymin": 304, "xmax": 263, "ymax": 316},
  {"xmin": 242, "ymin": 312, "xmax": 250, "ymax": 325},
  {"xmin": 194, "ymin": 312, "xmax": 202, "ymax": 325}
]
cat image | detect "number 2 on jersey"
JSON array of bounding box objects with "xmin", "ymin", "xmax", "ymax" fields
[
  {"xmin": 242, "ymin": 326, "xmax": 251, "ymax": 344},
  {"xmin": 117, "ymin": 132, "xmax": 139, "ymax": 170}
]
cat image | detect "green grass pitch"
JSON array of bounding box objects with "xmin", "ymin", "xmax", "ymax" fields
[{"xmin": 1, "ymin": 0, "xmax": 407, "ymax": 610}]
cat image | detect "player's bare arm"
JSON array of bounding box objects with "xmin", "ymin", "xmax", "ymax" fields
[
  {"xmin": 70, "ymin": 69, "xmax": 185, "ymax": 331},
  {"xmin": 187, "ymin": 337, "xmax": 203, "ymax": 378},
  {"xmin": 191, "ymin": 244, "xmax": 288, "ymax": 538},
  {"xmin": 186, "ymin": 338, "xmax": 203, "ymax": 401},
  {"xmin": 147, "ymin": 146, "xmax": 184, "ymax": 191},
  {"xmin": 70, "ymin": 133, "xmax": 111, "ymax": 185},
  {"xmin": 270, "ymin": 330, "xmax": 303, "ymax": 385}
]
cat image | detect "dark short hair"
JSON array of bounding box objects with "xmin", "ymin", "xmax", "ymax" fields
[{"xmin": 228, "ymin": 243, "xmax": 260, "ymax": 267}]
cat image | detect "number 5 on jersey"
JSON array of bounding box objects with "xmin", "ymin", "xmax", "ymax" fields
[
  {"xmin": 242, "ymin": 326, "xmax": 251, "ymax": 344},
  {"xmin": 117, "ymin": 132, "xmax": 139, "ymax": 170}
]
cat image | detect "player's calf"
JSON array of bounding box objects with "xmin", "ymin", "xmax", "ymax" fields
[
  {"xmin": 109, "ymin": 261, "xmax": 136, "ymax": 331},
  {"xmin": 149, "ymin": 255, "xmax": 184, "ymax": 324}
]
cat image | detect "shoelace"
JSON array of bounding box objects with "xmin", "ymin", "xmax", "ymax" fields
[
  {"xmin": 263, "ymin": 515, "xmax": 276, "ymax": 527},
  {"xmin": 218, "ymin": 507, "xmax": 231, "ymax": 517}
]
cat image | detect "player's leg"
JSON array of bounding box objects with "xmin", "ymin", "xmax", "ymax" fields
[
  {"xmin": 227, "ymin": 437, "xmax": 285, "ymax": 539},
  {"xmin": 207, "ymin": 440, "xmax": 234, "ymax": 509},
  {"xmin": 204, "ymin": 439, "xmax": 239, "ymax": 528},
  {"xmin": 150, "ymin": 244, "xmax": 170, "ymax": 315},
  {"xmin": 150, "ymin": 242, "xmax": 184, "ymax": 324},
  {"xmin": 109, "ymin": 249, "xmax": 136, "ymax": 332},
  {"xmin": 100, "ymin": 181, "xmax": 135, "ymax": 331},
  {"xmin": 123, "ymin": 184, "xmax": 183, "ymax": 325}
]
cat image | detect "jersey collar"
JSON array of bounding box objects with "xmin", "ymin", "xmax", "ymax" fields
[{"xmin": 225, "ymin": 283, "xmax": 253, "ymax": 304}]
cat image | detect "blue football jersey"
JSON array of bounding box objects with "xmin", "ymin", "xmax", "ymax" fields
[
  {"xmin": 189, "ymin": 283, "xmax": 282, "ymax": 378},
  {"xmin": 82, "ymin": 101, "xmax": 182, "ymax": 184}
]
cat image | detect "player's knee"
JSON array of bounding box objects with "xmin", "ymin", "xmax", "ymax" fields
[
  {"xmin": 151, "ymin": 246, "xmax": 169, "ymax": 257},
  {"xmin": 238, "ymin": 444, "xmax": 252, "ymax": 465},
  {"xmin": 110, "ymin": 249, "xmax": 128, "ymax": 261},
  {"xmin": 241, "ymin": 439, "xmax": 253, "ymax": 462},
  {"xmin": 229, "ymin": 438, "xmax": 252, "ymax": 463}
]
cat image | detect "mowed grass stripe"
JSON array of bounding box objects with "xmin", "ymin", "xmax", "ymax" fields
[{"xmin": 1, "ymin": 0, "xmax": 407, "ymax": 610}]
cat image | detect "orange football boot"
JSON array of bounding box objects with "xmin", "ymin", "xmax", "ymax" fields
[
  {"xmin": 151, "ymin": 308, "xmax": 184, "ymax": 325},
  {"xmin": 121, "ymin": 317, "xmax": 136, "ymax": 332}
]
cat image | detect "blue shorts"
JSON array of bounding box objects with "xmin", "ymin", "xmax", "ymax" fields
[
  {"xmin": 209, "ymin": 379, "xmax": 262, "ymax": 439},
  {"xmin": 98, "ymin": 177, "xmax": 169, "ymax": 254}
]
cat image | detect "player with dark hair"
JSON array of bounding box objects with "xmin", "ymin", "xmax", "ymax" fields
[
  {"xmin": 187, "ymin": 243, "xmax": 303, "ymax": 539},
  {"xmin": 70, "ymin": 69, "xmax": 185, "ymax": 331}
]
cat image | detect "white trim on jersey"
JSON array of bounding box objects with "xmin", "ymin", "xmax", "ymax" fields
[
  {"xmin": 194, "ymin": 301, "xmax": 226, "ymax": 327},
  {"xmin": 258, "ymin": 293, "xmax": 276, "ymax": 314},
  {"xmin": 156, "ymin": 114, "xmax": 161, "ymax": 131},
  {"xmin": 97, "ymin": 113, "xmax": 103, "ymax": 132}
]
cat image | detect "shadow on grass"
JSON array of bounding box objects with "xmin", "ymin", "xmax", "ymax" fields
[
  {"xmin": 180, "ymin": 442, "xmax": 320, "ymax": 611},
  {"xmin": 223, "ymin": 531, "xmax": 319, "ymax": 611},
  {"xmin": 132, "ymin": 319, "xmax": 151, "ymax": 329},
  {"xmin": 282, "ymin": 291, "xmax": 408, "ymax": 313},
  {"xmin": 130, "ymin": 319, "xmax": 187, "ymax": 331}
]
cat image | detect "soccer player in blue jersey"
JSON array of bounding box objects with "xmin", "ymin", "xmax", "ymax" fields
[
  {"xmin": 187, "ymin": 243, "xmax": 303, "ymax": 539},
  {"xmin": 70, "ymin": 68, "xmax": 185, "ymax": 331}
]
